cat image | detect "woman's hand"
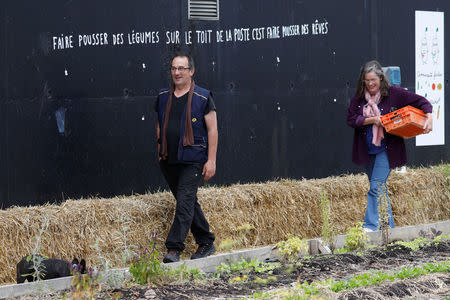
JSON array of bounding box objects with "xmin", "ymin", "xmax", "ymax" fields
[
  {"xmin": 363, "ymin": 116, "xmax": 383, "ymax": 127},
  {"xmin": 423, "ymin": 113, "xmax": 433, "ymax": 133},
  {"xmin": 373, "ymin": 116, "xmax": 383, "ymax": 127}
]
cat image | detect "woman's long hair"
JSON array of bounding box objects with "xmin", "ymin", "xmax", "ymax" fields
[{"xmin": 356, "ymin": 60, "xmax": 390, "ymax": 99}]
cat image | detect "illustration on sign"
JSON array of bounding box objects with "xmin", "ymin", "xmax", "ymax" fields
[{"xmin": 415, "ymin": 11, "xmax": 445, "ymax": 146}]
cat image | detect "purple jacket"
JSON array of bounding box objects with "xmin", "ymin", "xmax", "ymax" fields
[{"xmin": 347, "ymin": 86, "xmax": 432, "ymax": 168}]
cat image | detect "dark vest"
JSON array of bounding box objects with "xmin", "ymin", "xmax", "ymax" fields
[{"xmin": 157, "ymin": 85, "xmax": 210, "ymax": 164}]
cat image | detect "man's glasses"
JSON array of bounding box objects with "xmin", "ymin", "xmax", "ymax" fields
[{"xmin": 171, "ymin": 66, "xmax": 191, "ymax": 72}]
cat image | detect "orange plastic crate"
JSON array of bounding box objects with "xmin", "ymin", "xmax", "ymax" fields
[{"xmin": 380, "ymin": 106, "xmax": 426, "ymax": 138}]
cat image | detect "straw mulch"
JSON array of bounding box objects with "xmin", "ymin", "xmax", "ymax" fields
[{"xmin": 0, "ymin": 165, "xmax": 448, "ymax": 285}]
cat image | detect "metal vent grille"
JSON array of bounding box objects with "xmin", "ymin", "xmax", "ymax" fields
[{"xmin": 189, "ymin": 0, "xmax": 219, "ymax": 20}]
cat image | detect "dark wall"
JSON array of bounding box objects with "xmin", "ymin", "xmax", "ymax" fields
[{"xmin": 0, "ymin": 1, "xmax": 448, "ymax": 208}]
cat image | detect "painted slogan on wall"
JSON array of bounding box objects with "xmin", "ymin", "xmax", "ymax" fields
[
  {"xmin": 50, "ymin": 20, "xmax": 329, "ymax": 50},
  {"xmin": 415, "ymin": 11, "xmax": 445, "ymax": 146}
]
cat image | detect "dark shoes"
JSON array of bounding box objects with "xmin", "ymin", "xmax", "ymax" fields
[
  {"xmin": 163, "ymin": 244, "xmax": 215, "ymax": 263},
  {"xmin": 163, "ymin": 250, "xmax": 180, "ymax": 263},
  {"xmin": 191, "ymin": 244, "xmax": 216, "ymax": 260}
]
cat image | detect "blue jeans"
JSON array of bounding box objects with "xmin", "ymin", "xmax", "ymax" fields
[{"xmin": 363, "ymin": 151, "xmax": 395, "ymax": 231}]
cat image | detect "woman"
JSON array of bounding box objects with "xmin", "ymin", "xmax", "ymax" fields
[{"xmin": 347, "ymin": 60, "xmax": 433, "ymax": 232}]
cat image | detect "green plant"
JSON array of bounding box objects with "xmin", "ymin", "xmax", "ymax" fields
[
  {"xmin": 277, "ymin": 234, "xmax": 308, "ymax": 261},
  {"xmin": 90, "ymin": 236, "xmax": 124, "ymax": 290},
  {"xmin": 297, "ymin": 280, "xmax": 321, "ymax": 295},
  {"xmin": 319, "ymin": 190, "xmax": 335, "ymax": 251},
  {"xmin": 168, "ymin": 263, "xmax": 206, "ymax": 283},
  {"xmin": 113, "ymin": 215, "xmax": 139, "ymax": 266},
  {"xmin": 329, "ymin": 260, "xmax": 450, "ymax": 292},
  {"xmin": 257, "ymin": 260, "xmax": 450, "ymax": 298},
  {"xmin": 91, "ymin": 238, "xmax": 112, "ymax": 273},
  {"xmin": 215, "ymin": 261, "xmax": 232, "ymax": 277},
  {"xmin": 129, "ymin": 236, "xmax": 165, "ymax": 285},
  {"xmin": 28, "ymin": 214, "xmax": 50, "ymax": 282},
  {"xmin": 129, "ymin": 234, "xmax": 205, "ymax": 285},
  {"xmin": 69, "ymin": 266, "xmax": 101, "ymax": 300},
  {"xmin": 433, "ymin": 233, "xmax": 450, "ymax": 245},
  {"xmin": 344, "ymin": 222, "xmax": 370, "ymax": 251},
  {"xmin": 377, "ymin": 183, "xmax": 390, "ymax": 246},
  {"xmin": 281, "ymin": 263, "xmax": 296, "ymax": 275},
  {"xmin": 333, "ymin": 248, "xmax": 350, "ymax": 254},
  {"xmin": 253, "ymin": 261, "xmax": 277, "ymax": 274},
  {"xmin": 103, "ymin": 215, "xmax": 140, "ymax": 288},
  {"xmin": 253, "ymin": 275, "xmax": 277, "ymax": 285},
  {"xmin": 391, "ymin": 234, "xmax": 450, "ymax": 251},
  {"xmin": 229, "ymin": 274, "xmax": 248, "ymax": 284},
  {"xmin": 236, "ymin": 223, "xmax": 256, "ymax": 232},
  {"xmin": 25, "ymin": 254, "xmax": 47, "ymax": 283},
  {"xmin": 391, "ymin": 237, "xmax": 429, "ymax": 251},
  {"xmin": 215, "ymin": 258, "xmax": 276, "ymax": 278},
  {"xmin": 218, "ymin": 238, "xmax": 238, "ymax": 251}
]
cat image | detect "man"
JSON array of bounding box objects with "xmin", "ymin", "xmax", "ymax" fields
[{"xmin": 155, "ymin": 51, "xmax": 217, "ymax": 263}]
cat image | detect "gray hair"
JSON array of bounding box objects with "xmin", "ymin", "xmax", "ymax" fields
[
  {"xmin": 363, "ymin": 60, "xmax": 385, "ymax": 78},
  {"xmin": 356, "ymin": 60, "xmax": 390, "ymax": 98}
]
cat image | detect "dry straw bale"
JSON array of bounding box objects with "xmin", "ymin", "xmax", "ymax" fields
[{"xmin": 0, "ymin": 165, "xmax": 448, "ymax": 285}]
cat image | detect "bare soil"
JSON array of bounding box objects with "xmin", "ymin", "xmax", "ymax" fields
[{"xmin": 11, "ymin": 240, "xmax": 450, "ymax": 300}]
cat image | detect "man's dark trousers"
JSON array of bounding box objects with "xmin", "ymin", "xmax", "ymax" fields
[{"xmin": 160, "ymin": 160, "xmax": 215, "ymax": 251}]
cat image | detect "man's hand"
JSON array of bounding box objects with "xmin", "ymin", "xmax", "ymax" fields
[
  {"xmin": 202, "ymin": 160, "xmax": 216, "ymax": 181},
  {"xmin": 204, "ymin": 109, "xmax": 217, "ymax": 181},
  {"xmin": 423, "ymin": 113, "xmax": 433, "ymax": 134}
]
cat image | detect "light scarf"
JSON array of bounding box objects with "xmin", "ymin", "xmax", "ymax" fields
[{"xmin": 363, "ymin": 90, "xmax": 384, "ymax": 146}]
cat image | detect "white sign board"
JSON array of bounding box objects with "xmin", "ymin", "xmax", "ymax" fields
[{"xmin": 415, "ymin": 11, "xmax": 445, "ymax": 146}]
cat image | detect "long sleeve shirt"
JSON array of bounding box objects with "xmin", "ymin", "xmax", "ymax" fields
[{"xmin": 347, "ymin": 86, "xmax": 432, "ymax": 168}]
